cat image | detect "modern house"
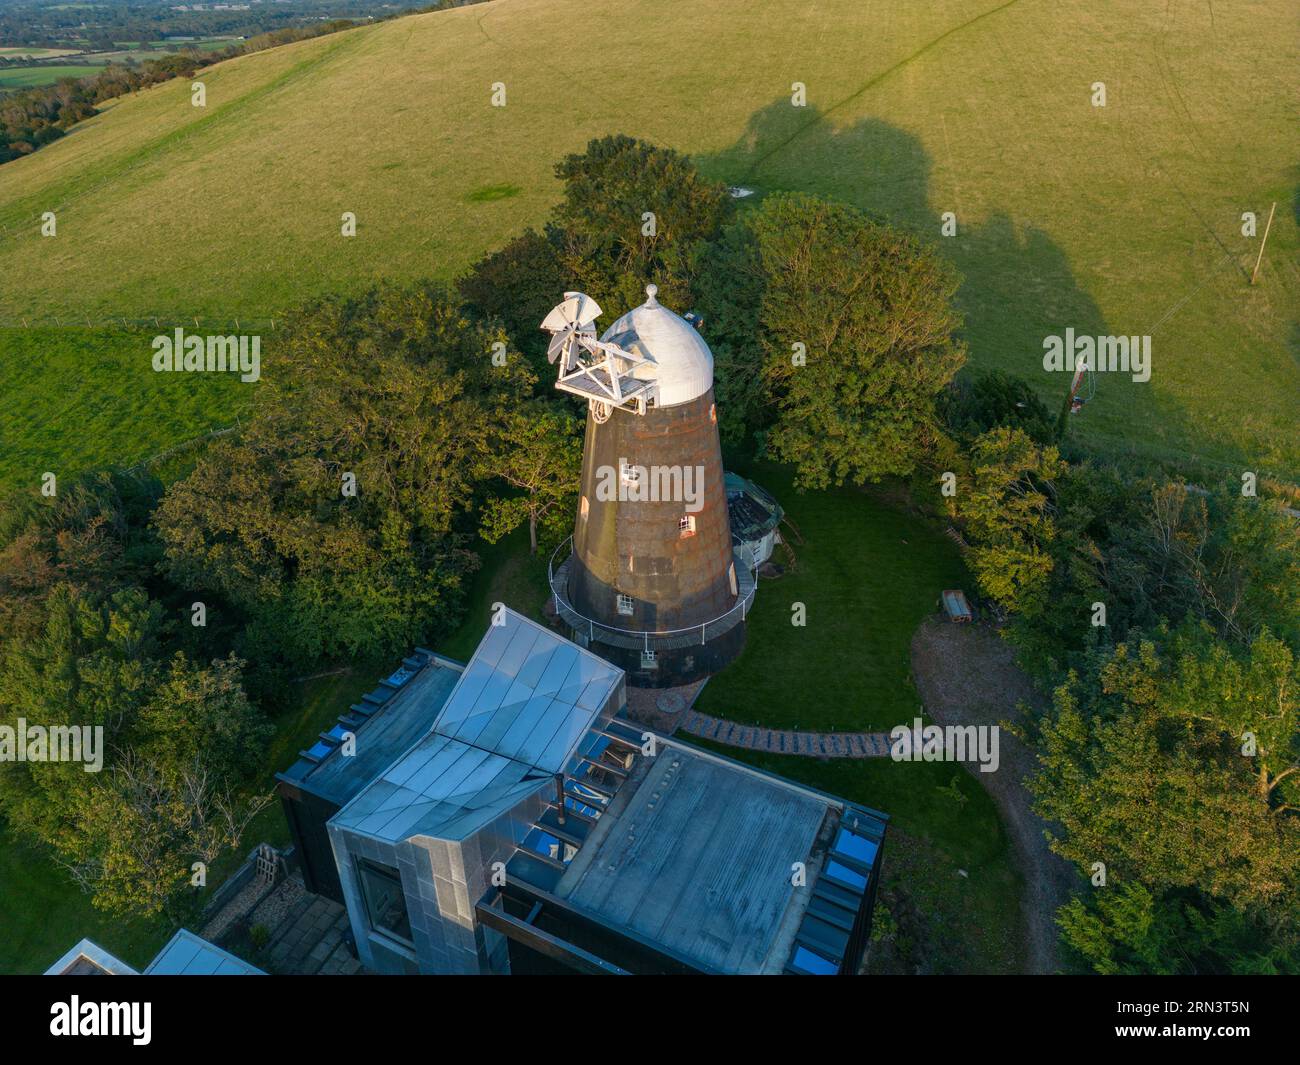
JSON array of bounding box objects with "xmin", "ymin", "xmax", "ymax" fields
[{"xmin": 285, "ymin": 607, "xmax": 888, "ymax": 975}]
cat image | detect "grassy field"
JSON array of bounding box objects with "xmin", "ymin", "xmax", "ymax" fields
[
  {"xmin": 0, "ymin": 0, "xmax": 1295, "ymax": 490},
  {"xmin": 0, "ymin": 47, "xmax": 87, "ymax": 59},
  {"xmin": 0, "ymin": 64, "xmax": 103, "ymax": 88},
  {"xmin": 0, "ymin": 327, "xmax": 252, "ymax": 489},
  {"xmin": 696, "ymin": 461, "xmax": 967, "ymax": 732}
]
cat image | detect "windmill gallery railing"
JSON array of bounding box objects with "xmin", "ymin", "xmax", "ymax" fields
[{"xmin": 548, "ymin": 536, "xmax": 759, "ymax": 652}]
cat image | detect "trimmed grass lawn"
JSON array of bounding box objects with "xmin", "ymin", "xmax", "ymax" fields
[
  {"xmin": 0, "ymin": 832, "xmax": 175, "ymax": 975},
  {"xmin": 438, "ymin": 526, "xmax": 551, "ymax": 661},
  {"xmin": 696, "ymin": 460, "xmax": 967, "ymax": 732}
]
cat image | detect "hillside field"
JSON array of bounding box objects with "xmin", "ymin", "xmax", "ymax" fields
[{"xmin": 1, "ymin": 0, "xmax": 1296, "ymax": 489}]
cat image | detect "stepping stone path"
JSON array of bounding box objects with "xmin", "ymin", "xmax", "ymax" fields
[{"xmin": 680, "ymin": 710, "xmax": 892, "ymax": 758}]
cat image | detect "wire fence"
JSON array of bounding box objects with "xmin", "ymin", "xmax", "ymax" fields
[{"xmin": 121, "ymin": 418, "xmax": 243, "ymax": 476}]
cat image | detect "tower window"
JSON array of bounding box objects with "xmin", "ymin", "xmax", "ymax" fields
[
  {"xmin": 710, "ymin": 403, "xmax": 717, "ymax": 424},
  {"xmin": 728, "ymin": 563, "xmax": 738, "ymax": 596},
  {"xmin": 641, "ymin": 650, "xmax": 658, "ymax": 668},
  {"xmin": 580, "ymin": 495, "xmax": 589, "ymax": 520},
  {"xmin": 620, "ymin": 461, "xmax": 640, "ymax": 486},
  {"xmin": 616, "ymin": 594, "xmax": 634, "ymax": 616},
  {"xmin": 679, "ymin": 514, "xmax": 696, "ymax": 538}
]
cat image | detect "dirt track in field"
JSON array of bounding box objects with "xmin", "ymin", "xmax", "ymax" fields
[{"xmin": 910, "ymin": 616, "xmax": 1078, "ymax": 974}]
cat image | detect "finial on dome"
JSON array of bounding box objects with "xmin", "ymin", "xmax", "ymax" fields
[{"xmin": 644, "ymin": 283, "xmax": 659, "ymax": 305}]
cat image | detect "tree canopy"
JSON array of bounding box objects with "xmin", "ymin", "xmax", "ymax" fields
[
  {"xmin": 707, "ymin": 193, "xmax": 966, "ymax": 487},
  {"xmin": 155, "ymin": 281, "xmax": 535, "ymax": 665}
]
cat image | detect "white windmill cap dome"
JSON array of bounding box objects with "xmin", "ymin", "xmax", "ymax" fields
[{"xmin": 600, "ymin": 284, "xmax": 713, "ymax": 407}]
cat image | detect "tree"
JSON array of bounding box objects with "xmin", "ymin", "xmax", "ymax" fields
[
  {"xmin": 693, "ymin": 218, "xmax": 769, "ymax": 448},
  {"xmin": 552, "ymin": 134, "xmax": 731, "ymax": 315},
  {"xmin": 956, "ymin": 426, "xmax": 1062, "ymax": 616},
  {"xmin": 0, "ymin": 583, "xmax": 271, "ymax": 918},
  {"xmin": 1057, "ymin": 881, "xmax": 1300, "ymax": 975},
  {"xmin": 1006, "ymin": 472, "xmax": 1300, "ymax": 680},
  {"xmin": 0, "ymin": 471, "xmax": 144, "ymax": 641},
  {"xmin": 155, "ymin": 282, "xmax": 535, "ymax": 665},
  {"xmin": 739, "ymin": 193, "xmax": 966, "ymax": 488},
  {"xmin": 938, "ymin": 369, "xmax": 1055, "ymax": 447},
  {"xmin": 1028, "ymin": 627, "xmax": 1300, "ymax": 936},
  {"xmin": 476, "ymin": 404, "xmax": 582, "ymax": 554},
  {"xmin": 60, "ymin": 753, "xmax": 270, "ymax": 918},
  {"xmin": 458, "ymin": 227, "xmax": 570, "ymax": 375}
]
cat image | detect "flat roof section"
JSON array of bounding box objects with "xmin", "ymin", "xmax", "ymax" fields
[
  {"xmin": 554, "ymin": 742, "xmax": 833, "ymax": 974},
  {"xmin": 279, "ymin": 653, "xmax": 463, "ymax": 806}
]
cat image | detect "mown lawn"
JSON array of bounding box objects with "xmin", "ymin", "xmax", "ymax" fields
[{"xmin": 695, "ymin": 460, "xmax": 967, "ymax": 732}]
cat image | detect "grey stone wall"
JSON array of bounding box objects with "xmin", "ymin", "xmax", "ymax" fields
[{"xmin": 328, "ymin": 788, "xmax": 546, "ymax": 975}]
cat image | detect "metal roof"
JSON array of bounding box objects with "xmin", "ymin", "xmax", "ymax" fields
[
  {"xmin": 45, "ymin": 938, "xmax": 139, "ymax": 975},
  {"xmin": 431, "ymin": 608, "xmax": 623, "ymax": 774},
  {"xmin": 601, "ymin": 288, "xmax": 714, "ymax": 408},
  {"xmin": 554, "ymin": 741, "xmax": 834, "ymax": 974},
  {"xmin": 333, "ymin": 608, "xmax": 624, "ymax": 843},
  {"xmin": 725, "ymin": 472, "xmax": 783, "ymax": 540},
  {"xmin": 331, "ymin": 732, "xmax": 550, "ymax": 842},
  {"xmin": 142, "ymin": 929, "xmax": 264, "ymax": 975},
  {"xmin": 280, "ymin": 654, "xmax": 463, "ymax": 806}
]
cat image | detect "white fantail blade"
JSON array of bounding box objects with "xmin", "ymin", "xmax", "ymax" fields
[
  {"xmin": 540, "ymin": 292, "xmax": 602, "ymax": 332},
  {"xmin": 546, "ymin": 329, "xmax": 571, "ymax": 363}
]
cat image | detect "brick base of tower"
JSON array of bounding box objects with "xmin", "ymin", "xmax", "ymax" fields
[{"xmin": 568, "ymin": 622, "xmax": 746, "ymax": 689}]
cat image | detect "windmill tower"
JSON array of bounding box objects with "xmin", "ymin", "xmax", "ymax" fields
[{"xmin": 542, "ymin": 285, "xmax": 755, "ymax": 687}]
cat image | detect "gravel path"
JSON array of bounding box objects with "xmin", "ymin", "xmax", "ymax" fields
[{"xmin": 909, "ymin": 616, "xmax": 1077, "ymax": 974}]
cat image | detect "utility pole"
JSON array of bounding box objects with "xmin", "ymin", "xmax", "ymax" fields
[{"xmin": 1250, "ymin": 201, "xmax": 1276, "ymax": 285}]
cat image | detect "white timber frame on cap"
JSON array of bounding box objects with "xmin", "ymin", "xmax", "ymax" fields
[{"xmin": 540, "ymin": 290, "xmax": 659, "ymax": 420}]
